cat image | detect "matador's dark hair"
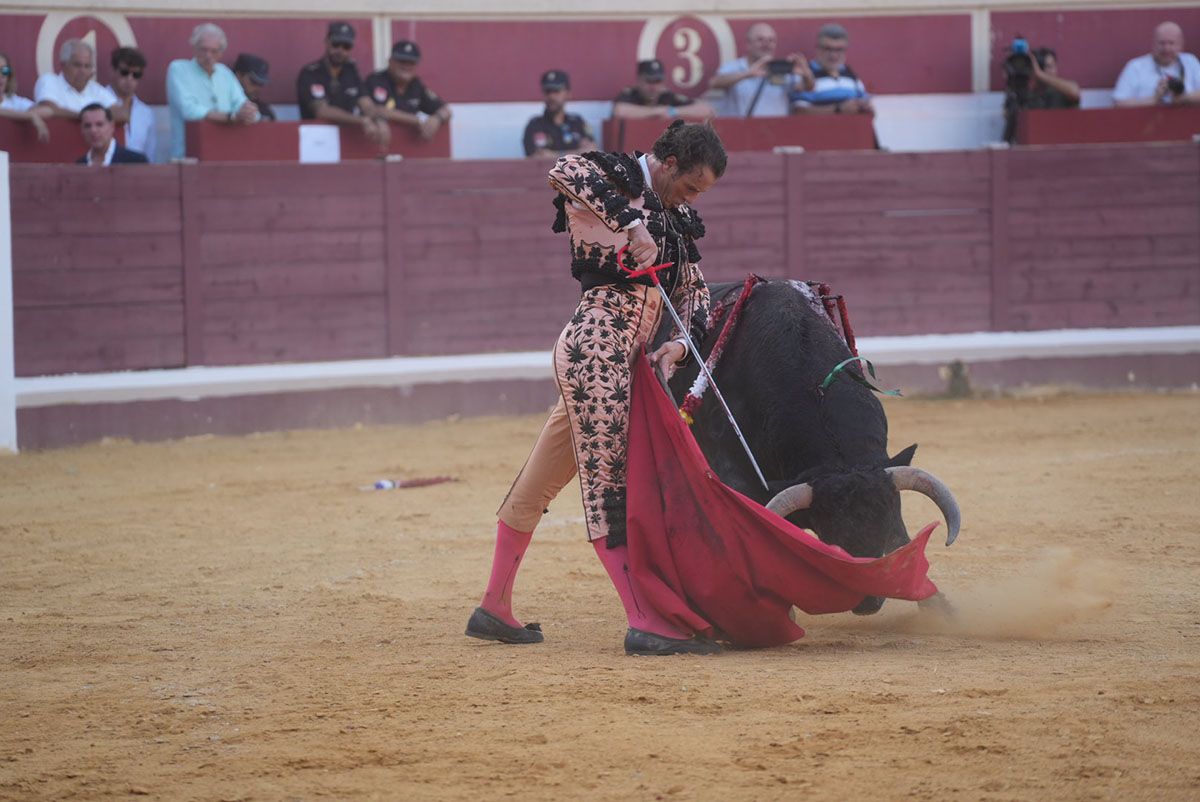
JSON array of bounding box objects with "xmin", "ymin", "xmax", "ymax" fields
[{"xmin": 651, "ymin": 119, "xmax": 727, "ymax": 178}]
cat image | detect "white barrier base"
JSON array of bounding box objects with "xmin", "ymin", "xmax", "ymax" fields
[{"xmin": 13, "ymin": 326, "xmax": 1200, "ymax": 411}]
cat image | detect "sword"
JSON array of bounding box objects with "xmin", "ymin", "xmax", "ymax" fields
[{"xmin": 618, "ymin": 245, "xmax": 770, "ymax": 492}]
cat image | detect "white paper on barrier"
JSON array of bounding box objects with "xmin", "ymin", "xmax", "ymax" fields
[{"xmin": 299, "ymin": 125, "xmax": 340, "ymax": 163}]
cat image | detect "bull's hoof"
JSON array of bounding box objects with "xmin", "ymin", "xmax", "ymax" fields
[
  {"xmin": 917, "ymin": 592, "xmax": 957, "ymax": 619},
  {"xmin": 465, "ymin": 607, "xmax": 544, "ymax": 644},
  {"xmin": 852, "ymin": 595, "xmax": 885, "ymax": 615},
  {"xmin": 624, "ymin": 628, "xmax": 722, "ymax": 656}
]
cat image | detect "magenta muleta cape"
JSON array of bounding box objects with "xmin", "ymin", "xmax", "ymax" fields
[{"xmin": 624, "ymin": 352, "xmax": 939, "ymax": 648}]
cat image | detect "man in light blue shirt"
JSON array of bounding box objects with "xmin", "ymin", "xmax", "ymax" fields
[{"xmin": 166, "ymin": 22, "xmax": 259, "ymax": 159}]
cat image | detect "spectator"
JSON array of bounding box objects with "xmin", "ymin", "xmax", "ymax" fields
[
  {"xmin": 1113, "ymin": 21, "xmax": 1200, "ymax": 106},
  {"xmin": 0, "ymin": 50, "xmax": 51, "ymax": 141},
  {"xmin": 34, "ymin": 39, "xmax": 125, "ymax": 122},
  {"xmin": 522, "ymin": 69, "xmax": 595, "ymax": 157},
  {"xmin": 612, "ymin": 59, "xmax": 715, "ymax": 121},
  {"xmin": 709, "ymin": 22, "xmax": 808, "ymax": 117},
  {"xmin": 790, "ymin": 23, "xmax": 873, "ymax": 115},
  {"xmin": 76, "ymin": 103, "xmax": 148, "ymax": 165},
  {"xmin": 1002, "ymin": 46, "xmax": 1081, "ymax": 143},
  {"xmin": 234, "ymin": 53, "xmax": 275, "ymax": 121},
  {"xmin": 108, "ymin": 47, "xmax": 156, "ymax": 161},
  {"xmin": 166, "ymin": 23, "xmax": 259, "ymax": 159},
  {"xmin": 365, "ymin": 39, "xmax": 451, "ymax": 141},
  {"xmin": 297, "ymin": 22, "xmax": 387, "ymax": 146}
]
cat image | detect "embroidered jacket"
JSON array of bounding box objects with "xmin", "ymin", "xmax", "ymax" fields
[{"xmin": 547, "ymin": 150, "xmax": 710, "ymax": 348}]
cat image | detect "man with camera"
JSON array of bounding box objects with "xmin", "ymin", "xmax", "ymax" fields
[
  {"xmin": 709, "ymin": 22, "xmax": 810, "ymax": 117},
  {"xmin": 1001, "ymin": 39, "xmax": 1080, "ymax": 143},
  {"xmin": 1113, "ymin": 21, "xmax": 1200, "ymax": 106},
  {"xmin": 789, "ymin": 23, "xmax": 872, "ymax": 116}
]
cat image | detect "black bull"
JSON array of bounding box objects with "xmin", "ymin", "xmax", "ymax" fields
[{"xmin": 654, "ymin": 279, "xmax": 962, "ymax": 615}]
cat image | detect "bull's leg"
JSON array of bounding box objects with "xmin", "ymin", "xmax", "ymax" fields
[{"xmin": 917, "ymin": 591, "xmax": 957, "ymax": 618}]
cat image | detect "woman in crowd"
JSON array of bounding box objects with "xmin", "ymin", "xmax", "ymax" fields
[{"xmin": 0, "ymin": 52, "xmax": 51, "ymax": 141}]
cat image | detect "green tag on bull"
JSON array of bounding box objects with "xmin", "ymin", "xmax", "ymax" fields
[{"xmin": 819, "ymin": 357, "xmax": 902, "ymax": 397}]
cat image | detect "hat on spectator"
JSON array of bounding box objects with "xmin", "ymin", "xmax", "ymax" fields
[
  {"xmin": 391, "ymin": 40, "xmax": 421, "ymax": 63},
  {"xmin": 233, "ymin": 53, "xmax": 270, "ymax": 86},
  {"xmin": 327, "ymin": 21, "xmax": 356, "ymax": 45},
  {"xmin": 541, "ymin": 69, "xmax": 570, "ymax": 91},
  {"xmin": 637, "ymin": 59, "xmax": 666, "ymax": 81}
]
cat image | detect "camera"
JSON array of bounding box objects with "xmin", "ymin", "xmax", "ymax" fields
[
  {"xmin": 1166, "ymin": 76, "xmax": 1185, "ymax": 96},
  {"xmin": 767, "ymin": 59, "xmax": 793, "ymax": 75}
]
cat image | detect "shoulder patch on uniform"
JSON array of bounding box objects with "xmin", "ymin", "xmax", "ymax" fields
[{"xmin": 311, "ymin": 83, "xmax": 326, "ymax": 99}]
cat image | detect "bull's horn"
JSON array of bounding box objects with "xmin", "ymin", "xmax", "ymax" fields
[
  {"xmin": 885, "ymin": 467, "xmax": 962, "ymax": 546},
  {"xmin": 766, "ymin": 483, "xmax": 814, "ymax": 518}
]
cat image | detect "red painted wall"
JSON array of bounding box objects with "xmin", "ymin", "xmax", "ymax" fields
[{"xmin": 10, "ymin": 144, "xmax": 1199, "ymax": 378}]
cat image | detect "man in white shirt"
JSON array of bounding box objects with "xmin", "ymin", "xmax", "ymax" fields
[
  {"xmin": 709, "ymin": 22, "xmax": 809, "ymax": 118},
  {"xmin": 34, "ymin": 40, "xmax": 126, "ymax": 123},
  {"xmin": 108, "ymin": 46, "xmax": 157, "ymax": 162},
  {"xmin": 1113, "ymin": 21, "xmax": 1200, "ymax": 106}
]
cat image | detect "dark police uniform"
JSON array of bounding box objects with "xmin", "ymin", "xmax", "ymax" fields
[
  {"xmin": 522, "ymin": 110, "xmax": 594, "ymax": 156},
  {"xmin": 613, "ymin": 87, "xmax": 696, "ymax": 109},
  {"xmin": 364, "ymin": 70, "xmax": 445, "ymax": 116},
  {"xmin": 296, "ymin": 58, "xmax": 365, "ymax": 119}
]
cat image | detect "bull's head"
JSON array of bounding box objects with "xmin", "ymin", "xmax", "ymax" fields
[{"xmin": 766, "ymin": 453, "xmax": 961, "ymax": 615}]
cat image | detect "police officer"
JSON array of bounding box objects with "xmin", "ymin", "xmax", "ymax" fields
[
  {"xmin": 296, "ymin": 21, "xmax": 388, "ymax": 145},
  {"xmin": 522, "ymin": 69, "xmax": 595, "ymax": 158},
  {"xmin": 364, "ymin": 40, "xmax": 451, "ymax": 141},
  {"xmin": 612, "ymin": 59, "xmax": 716, "ymax": 120}
]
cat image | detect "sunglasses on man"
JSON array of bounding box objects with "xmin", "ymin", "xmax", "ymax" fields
[
  {"xmin": 117, "ymin": 68, "xmax": 143, "ymax": 78},
  {"xmin": 330, "ymin": 41, "xmax": 353, "ymax": 50}
]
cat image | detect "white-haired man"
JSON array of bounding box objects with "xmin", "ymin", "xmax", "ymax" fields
[
  {"xmin": 34, "ymin": 39, "xmax": 126, "ymax": 122},
  {"xmin": 166, "ymin": 22, "xmax": 259, "ymax": 159},
  {"xmin": 1113, "ymin": 21, "xmax": 1200, "ymax": 107}
]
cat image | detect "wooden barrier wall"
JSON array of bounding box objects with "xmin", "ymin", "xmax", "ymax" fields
[{"xmin": 10, "ymin": 143, "xmax": 1200, "ymax": 377}]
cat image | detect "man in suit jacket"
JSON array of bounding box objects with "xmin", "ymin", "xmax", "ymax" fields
[{"xmin": 77, "ymin": 102, "xmax": 148, "ymax": 165}]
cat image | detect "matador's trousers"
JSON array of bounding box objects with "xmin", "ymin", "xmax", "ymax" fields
[{"xmin": 498, "ymin": 283, "xmax": 664, "ymax": 545}]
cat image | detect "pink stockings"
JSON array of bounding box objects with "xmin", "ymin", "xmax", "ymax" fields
[
  {"xmin": 591, "ymin": 541, "xmax": 690, "ymax": 639},
  {"xmin": 480, "ymin": 519, "xmax": 689, "ymax": 639},
  {"xmin": 479, "ymin": 521, "xmax": 533, "ymax": 628}
]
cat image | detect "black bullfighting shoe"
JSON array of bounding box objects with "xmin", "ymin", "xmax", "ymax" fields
[
  {"xmin": 465, "ymin": 607, "xmax": 544, "ymax": 644},
  {"xmin": 624, "ymin": 628, "xmax": 722, "ymax": 656}
]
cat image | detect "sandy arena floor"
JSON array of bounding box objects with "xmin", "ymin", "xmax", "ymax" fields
[{"xmin": 1, "ymin": 390, "xmax": 1198, "ymax": 801}]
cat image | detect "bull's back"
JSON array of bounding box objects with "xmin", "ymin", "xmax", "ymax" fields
[{"xmin": 677, "ymin": 280, "xmax": 892, "ymax": 491}]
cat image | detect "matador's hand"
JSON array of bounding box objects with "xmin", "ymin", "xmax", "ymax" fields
[
  {"xmin": 625, "ymin": 222, "xmax": 658, "ymax": 270},
  {"xmin": 649, "ymin": 340, "xmax": 687, "ymax": 380}
]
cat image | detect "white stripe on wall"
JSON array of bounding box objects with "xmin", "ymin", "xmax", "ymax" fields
[{"xmin": 13, "ymin": 326, "xmax": 1200, "ymax": 410}]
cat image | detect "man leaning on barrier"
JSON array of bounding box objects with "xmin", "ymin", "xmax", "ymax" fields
[{"xmin": 166, "ymin": 23, "xmax": 260, "ymax": 160}]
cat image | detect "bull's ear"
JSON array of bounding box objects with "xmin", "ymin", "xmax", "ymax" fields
[{"xmin": 887, "ymin": 444, "xmax": 918, "ymax": 467}]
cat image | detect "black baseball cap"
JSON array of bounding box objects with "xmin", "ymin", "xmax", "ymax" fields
[
  {"xmin": 233, "ymin": 53, "xmax": 270, "ymax": 85},
  {"xmin": 541, "ymin": 69, "xmax": 569, "ymax": 91},
  {"xmin": 391, "ymin": 40, "xmax": 421, "ymax": 63},
  {"xmin": 327, "ymin": 21, "xmax": 355, "ymax": 45},
  {"xmin": 637, "ymin": 59, "xmax": 665, "ymax": 81}
]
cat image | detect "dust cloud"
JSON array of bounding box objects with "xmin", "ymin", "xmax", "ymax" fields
[{"xmin": 901, "ymin": 547, "xmax": 1118, "ymax": 639}]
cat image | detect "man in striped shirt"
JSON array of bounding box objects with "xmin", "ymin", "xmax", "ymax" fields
[{"xmin": 789, "ymin": 23, "xmax": 874, "ymax": 116}]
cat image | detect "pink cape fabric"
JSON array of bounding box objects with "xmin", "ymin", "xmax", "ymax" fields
[{"xmin": 624, "ymin": 353, "xmax": 939, "ymax": 648}]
